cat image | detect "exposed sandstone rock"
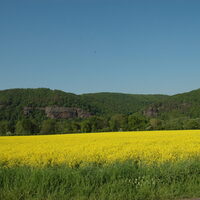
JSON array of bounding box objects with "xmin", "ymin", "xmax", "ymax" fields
[
  {"xmin": 143, "ymin": 103, "xmax": 191, "ymax": 117},
  {"xmin": 23, "ymin": 106, "xmax": 91, "ymax": 119},
  {"xmin": 23, "ymin": 107, "xmax": 32, "ymax": 115},
  {"xmin": 143, "ymin": 106, "xmax": 159, "ymax": 117}
]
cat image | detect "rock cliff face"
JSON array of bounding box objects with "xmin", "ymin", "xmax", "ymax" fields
[
  {"xmin": 143, "ymin": 106, "xmax": 159, "ymax": 117},
  {"xmin": 45, "ymin": 107, "xmax": 91, "ymax": 119},
  {"xmin": 143, "ymin": 103, "xmax": 191, "ymax": 117},
  {"xmin": 23, "ymin": 106, "xmax": 91, "ymax": 119}
]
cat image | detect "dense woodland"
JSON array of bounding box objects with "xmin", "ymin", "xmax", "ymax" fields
[{"xmin": 1, "ymin": 88, "xmax": 200, "ymax": 136}]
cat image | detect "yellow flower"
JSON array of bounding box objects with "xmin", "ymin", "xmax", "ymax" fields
[{"xmin": 1, "ymin": 130, "xmax": 200, "ymax": 166}]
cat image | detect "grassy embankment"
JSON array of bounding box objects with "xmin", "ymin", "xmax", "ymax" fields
[{"xmin": 1, "ymin": 159, "xmax": 200, "ymax": 200}]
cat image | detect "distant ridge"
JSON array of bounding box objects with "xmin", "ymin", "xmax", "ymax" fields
[{"xmin": 0, "ymin": 87, "xmax": 200, "ymax": 121}]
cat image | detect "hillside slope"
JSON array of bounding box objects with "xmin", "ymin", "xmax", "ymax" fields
[
  {"xmin": 0, "ymin": 88, "xmax": 169, "ymax": 120},
  {"xmin": 81, "ymin": 92, "xmax": 168, "ymax": 115},
  {"xmin": 1, "ymin": 88, "xmax": 200, "ymax": 135},
  {"xmin": 144, "ymin": 88, "xmax": 200, "ymax": 119},
  {"xmin": 1, "ymin": 88, "xmax": 200, "ymax": 122}
]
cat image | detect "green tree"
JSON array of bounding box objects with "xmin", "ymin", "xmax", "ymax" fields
[
  {"xmin": 128, "ymin": 114, "xmax": 148, "ymax": 131},
  {"xmin": 184, "ymin": 119, "xmax": 200, "ymax": 130},
  {"xmin": 149, "ymin": 118, "xmax": 163, "ymax": 130},
  {"xmin": 0, "ymin": 121, "xmax": 10, "ymax": 136},
  {"xmin": 81, "ymin": 120, "xmax": 91, "ymax": 133},
  {"xmin": 40, "ymin": 119, "xmax": 56, "ymax": 134},
  {"xmin": 109, "ymin": 114, "xmax": 128, "ymax": 131},
  {"xmin": 86, "ymin": 116, "xmax": 107, "ymax": 132},
  {"xmin": 71, "ymin": 121, "xmax": 80, "ymax": 133},
  {"xmin": 65, "ymin": 121, "xmax": 73, "ymax": 133},
  {"xmin": 163, "ymin": 118, "xmax": 185, "ymax": 130},
  {"xmin": 15, "ymin": 119, "xmax": 37, "ymax": 135}
]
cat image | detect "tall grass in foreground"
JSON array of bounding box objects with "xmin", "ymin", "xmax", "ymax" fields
[{"xmin": 1, "ymin": 158, "xmax": 200, "ymax": 200}]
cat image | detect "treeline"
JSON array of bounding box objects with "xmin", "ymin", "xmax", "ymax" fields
[
  {"xmin": 1, "ymin": 88, "xmax": 200, "ymax": 136},
  {"xmin": 1, "ymin": 114, "xmax": 200, "ymax": 136}
]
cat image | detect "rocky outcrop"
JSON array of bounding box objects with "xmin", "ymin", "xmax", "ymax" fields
[
  {"xmin": 143, "ymin": 103, "xmax": 191, "ymax": 117},
  {"xmin": 143, "ymin": 106, "xmax": 159, "ymax": 117},
  {"xmin": 23, "ymin": 106, "xmax": 91, "ymax": 119},
  {"xmin": 45, "ymin": 107, "xmax": 91, "ymax": 119}
]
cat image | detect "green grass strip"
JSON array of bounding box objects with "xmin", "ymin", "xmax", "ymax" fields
[{"xmin": 1, "ymin": 159, "xmax": 200, "ymax": 200}]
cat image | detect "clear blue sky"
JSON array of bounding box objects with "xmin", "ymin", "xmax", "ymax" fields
[{"xmin": 1, "ymin": 0, "xmax": 200, "ymax": 95}]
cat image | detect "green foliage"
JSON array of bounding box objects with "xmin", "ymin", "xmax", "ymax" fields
[
  {"xmin": 40, "ymin": 119, "xmax": 56, "ymax": 134},
  {"xmin": 0, "ymin": 88, "xmax": 168, "ymax": 121},
  {"xmin": 81, "ymin": 120, "xmax": 92, "ymax": 133},
  {"xmin": 81, "ymin": 92, "xmax": 168, "ymax": 115},
  {"xmin": 1, "ymin": 158, "xmax": 200, "ymax": 200},
  {"xmin": 153, "ymin": 88, "xmax": 200, "ymax": 120},
  {"xmin": 71, "ymin": 121, "xmax": 81, "ymax": 133},
  {"xmin": 0, "ymin": 121, "xmax": 11, "ymax": 136},
  {"xmin": 0, "ymin": 88, "xmax": 94, "ymax": 121},
  {"xmin": 109, "ymin": 114, "xmax": 128, "ymax": 131},
  {"xmin": 54, "ymin": 120, "xmax": 71, "ymax": 134},
  {"xmin": 1, "ymin": 88, "xmax": 200, "ymax": 135},
  {"xmin": 184, "ymin": 118, "xmax": 200, "ymax": 130},
  {"xmin": 128, "ymin": 114, "xmax": 148, "ymax": 131},
  {"xmin": 15, "ymin": 119, "xmax": 38, "ymax": 135},
  {"xmin": 149, "ymin": 118, "xmax": 164, "ymax": 130},
  {"xmin": 89, "ymin": 116, "xmax": 109, "ymax": 132}
]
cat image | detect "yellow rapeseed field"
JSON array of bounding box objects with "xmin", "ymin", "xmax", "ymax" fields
[{"xmin": 1, "ymin": 130, "xmax": 200, "ymax": 166}]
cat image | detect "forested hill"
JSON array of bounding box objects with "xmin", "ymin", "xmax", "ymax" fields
[
  {"xmin": 0, "ymin": 88, "xmax": 168, "ymax": 120},
  {"xmin": 81, "ymin": 92, "xmax": 168, "ymax": 115},
  {"xmin": 1, "ymin": 88, "xmax": 200, "ymax": 135},
  {"xmin": 144, "ymin": 88, "xmax": 200, "ymax": 119}
]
